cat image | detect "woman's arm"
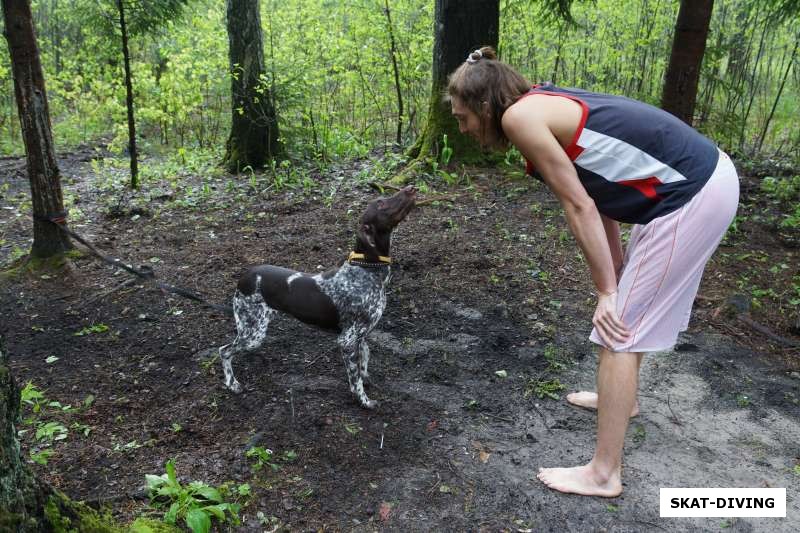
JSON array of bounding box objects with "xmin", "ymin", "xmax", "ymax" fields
[
  {"xmin": 502, "ymin": 103, "xmax": 629, "ymax": 345},
  {"xmin": 600, "ymin": 214, "xmax": 623, "ymax": 282}
]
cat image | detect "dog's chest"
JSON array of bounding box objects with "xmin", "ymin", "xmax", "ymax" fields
[{"xmin": 317, "ymin": 264, "xmax": 389, "ymax": 326}]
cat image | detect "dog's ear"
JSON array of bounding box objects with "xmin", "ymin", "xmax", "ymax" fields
[{"xmin": 358, "ymin": 223, "xmax": 377, "ymax": 250}]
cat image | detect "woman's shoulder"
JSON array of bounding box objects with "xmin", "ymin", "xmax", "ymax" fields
[{"xmin": 504, "ymin": 93, "xmax": 580, "ymax": 129}]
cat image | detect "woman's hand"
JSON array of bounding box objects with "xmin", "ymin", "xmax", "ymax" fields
[{"xmin": 592, "ymin": 291, "xmax": 631, "ymax": 348}]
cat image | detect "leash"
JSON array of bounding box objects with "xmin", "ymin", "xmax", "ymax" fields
[{"xmin": 34, "ymin": 212, "xmax": 233, "ymax": 316}]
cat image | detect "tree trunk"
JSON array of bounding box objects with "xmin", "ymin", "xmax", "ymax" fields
[
  {"xmin": 0, "ymin": 336, "xmax": 49, "ymax": 529},
  {"xmin": 407, "ymin": 0, "xmax": 499, "ymax": 162},
  {"xmin": 117, "ymin": 0, "xmax": 139, "ymax": 189},
  {"xmin": 383, "ymin": 0, "xmax": 403, "ymax": 147},
  {"xmin": 756, "ymin": 35, "xmax": 798, "ymax": 153},
  {"xmin": 660, "ymin": 0, "xmax": 714, "ymax": 125},
  {"xmin": 224, "ymin": 0, "xmax": 282, "ymax": 172},
  {"xmin": 2, "ymin": 0, "xmax": 72, "ymax": 259}
]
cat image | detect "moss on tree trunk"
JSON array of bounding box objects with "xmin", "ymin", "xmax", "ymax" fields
[{"xmin": 400, "ymin": 0, "xmax": 499, "ymax": 183}]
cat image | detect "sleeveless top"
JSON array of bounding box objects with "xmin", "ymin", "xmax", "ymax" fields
[{"xmin": 521, "ymin": 84, "xmax": 719, "ymax": 224}]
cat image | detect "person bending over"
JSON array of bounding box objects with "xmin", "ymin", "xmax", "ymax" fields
[{"xmin": 448, "ymin": 46, "xmax": 739, "ymax": 497}]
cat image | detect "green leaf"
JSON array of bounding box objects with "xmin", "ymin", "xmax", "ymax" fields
[
  {"xmin": 185, "ymin": 509, "xmax": 211, "ymax": 533},
  {"xmin": 157, "ymin": 486, "xmax": 181, "ymax": 498},
  {"xmin": 192, "ymin": 484, "xmax": 222, "ymax": 503},
  {"xmin": 201, "ymin": 504, "xmax": 226, "ymax": 520},
  {"xmin": 144, "ymin": 473, "xmax": 167, "ymax": 491},
  {"xmin": 30, "ymin": 448, "xmax": 55, "ymax": 465},
  {"xmin": 165, "ymin": 501, "xmax": 180, "ymax": 524},
  {"xmin": 166, "ymin": 459, "xmax": 177, "ymax": 484}
]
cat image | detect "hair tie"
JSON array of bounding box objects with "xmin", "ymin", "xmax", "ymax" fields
[{"xmin": 466, "ymin": 49, "xmax": 482, "ymax": 64}]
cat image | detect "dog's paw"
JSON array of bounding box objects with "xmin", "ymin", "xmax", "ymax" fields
[
  {"xmin": 362, "ymin": 399, "xmax": 379, "ymax": 410},
  {"xmin": 227, "ymin": 381, "xmax": 243, "ymax": 394}
]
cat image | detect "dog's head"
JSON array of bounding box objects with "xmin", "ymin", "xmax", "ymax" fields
[{"xmin": 355, "ymin": 185, "xmax": 417, "ymax": 259}]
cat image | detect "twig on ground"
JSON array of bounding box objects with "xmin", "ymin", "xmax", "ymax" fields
[
  {"xmin": 529, "ymin": 402, "xmax": 552, "ymax": 432},
  {"xmin": 84, "ymin": 278, "xmax": 137, "ymax": 307},
  {"xmin": 480, "ymin": 411, "xmax": 514, "ymax": 424},
  {"xmin": 304, "ymin": 346, "xmax": 335, "ymax": 367},
  {"xmin": 666, "ymin": 393, "xmax": 682, "ymax": 426},
  {"xmin": 426, "ymin": 472, "xmax": 442, "ymax": 495},
  {"xmin": 623, "ymin": 520, "xmax": 668, "ymax": 532}
]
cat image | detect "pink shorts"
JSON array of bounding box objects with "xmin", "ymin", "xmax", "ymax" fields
[{"xmin": 590, "ymin": 150, "xmax": 739, "ymax": 353}]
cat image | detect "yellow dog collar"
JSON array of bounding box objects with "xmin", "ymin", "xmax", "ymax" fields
[{"xmin": 348, "ymin": 251, "xmax": 391, "ymax": 264}]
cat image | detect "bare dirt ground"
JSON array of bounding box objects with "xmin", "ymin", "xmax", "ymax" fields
[{"xmin": 1, "ymin": 149, "xmax": 799, "ymax": 532}]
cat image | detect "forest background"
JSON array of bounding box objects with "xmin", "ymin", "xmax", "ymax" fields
[
  {"xmin": 1, "ymin": 0, "xmax": 798, "ymax": 166},
  {"xmin": 2, "ymin": 0, "xmax": 800, "ymax": 531}
]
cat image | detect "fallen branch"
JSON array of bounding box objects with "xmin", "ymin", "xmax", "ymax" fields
[
  {"xmin": 416, "ymin": 194, "xmax": 463, "ymax": 206},
  {"xmin": 368, "ymin": 181, "xmax": 402, "ymax": 192},
  {"xmin": 737, "ymin": 314, "xmax": 799, "ymax": 347},
  {"xmin": 83, "ymin": 278, "xmax": 137, "ymax": 307}
]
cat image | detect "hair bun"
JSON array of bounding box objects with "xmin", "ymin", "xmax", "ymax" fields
[
  {"xmin": 466, "ymin": 49, "xmax": 483, "ymax": 64},
  {"xmin": 466, "ymin": 46, "xmax": 497, "ymax": 64}
]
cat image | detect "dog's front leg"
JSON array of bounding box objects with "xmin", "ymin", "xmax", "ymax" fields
[{"xmin": 338, "ymin": 325, "xmax": 377, "ymax": 409}]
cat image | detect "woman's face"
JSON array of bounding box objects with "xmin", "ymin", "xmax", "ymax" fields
[{"xmin": 451, "ymin": 96, "xmax": 498, "ymax": 148}]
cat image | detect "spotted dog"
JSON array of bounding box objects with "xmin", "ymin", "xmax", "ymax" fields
[{"xmin": 218, "ymin": 185, "xmax": 416, "ymax": 409}]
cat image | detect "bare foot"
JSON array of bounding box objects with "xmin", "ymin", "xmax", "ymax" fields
[
  {"xmin": 566, "ymin": 391, "xmax": 639, "ymax": 417},
  {"xmin": 537, "ymin": 464, "xmax": 622, "ymax": 497}
]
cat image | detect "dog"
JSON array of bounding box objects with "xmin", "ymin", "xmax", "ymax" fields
[{"xmin": 218, "ymin": 185, "xmax": 417, "ymax": 409}]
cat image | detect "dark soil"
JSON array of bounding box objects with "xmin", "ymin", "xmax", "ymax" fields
[{"xmin": 1, "ymin": 149, "xmax": 799, "ymax": 532}]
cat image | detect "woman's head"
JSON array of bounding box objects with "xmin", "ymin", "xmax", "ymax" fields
[{"xmin": 447, "ymin": 46, "xmax": 531, "ymax": 149}]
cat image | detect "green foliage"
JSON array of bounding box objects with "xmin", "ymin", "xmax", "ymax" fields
[
  {"xmin": 525, "ymin": 378, "xmax": 567, "ymax": 400},
  {"xmin": 18, "ymin": 382, "xmax": 88, "ymax": 466},
  {"xmin": 761, "ymin": 175, "xmax": 800, "ymax": 228},
  {"xmin": 145, "ymin": 459, "xmax": 242, "ymax": 533},
  {"xmin": 0, "ymin": 0, "xmax": 797, "ymax": 166},
  {"xmin": 523, "ymin": 343, "xmax": 573, "ymax": 400},
  {"xmin": 245, "ymin": 446, "xmax": 278, "ymax": 472},
  {"xmin": 20, "ymin": 381, "xmax": 46, "ymax": 412},
  {"xmin": 736, "ymin": 393, "xmax": 751, "ymax": 407},
  {"xmin": 246, "ymin": 445, "xmax": 297, "ymax": 472},
  {"xmin": 761, "ymin": 175, "xmax": 800, "ymax": 202},
  {"xmin": 74, "ymin": 323, "xmax": 110, "ymax": 336}
]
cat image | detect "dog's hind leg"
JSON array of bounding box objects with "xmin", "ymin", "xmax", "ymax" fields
[
  {"xmin": 219, "ymin": 340, "xmax": 244, "ymax": 393},
  {"xmin": 220, "ymin": 290, "xmax": 275, "ymax": 393},
  {"xmin": 358, "ymin": 341, "xmax": 370, "ymax": 384},
  {"xmin": 338, "ymin": 325, "xmax": 377, "ymax": 409}
]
